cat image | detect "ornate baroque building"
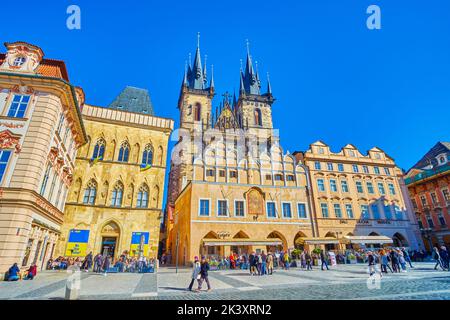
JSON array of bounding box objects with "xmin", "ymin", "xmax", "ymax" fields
[
  {"xmin": 405, "ymin": 142, "xmax": 450, "ymax": 250},
  {"xmin": 165, "ymin": 40, "xmax": 315, "ymax": 265},
  {"xmin": 55, "ymin": 88, "xmax": 174, "ymax": 260},
  {"xmin": 0, "ymin": 42, "xmax": 87, "ymax": 271},
  {"xmin": 295, "ymin": 141, "xmax": 423, "ymax": 251}
]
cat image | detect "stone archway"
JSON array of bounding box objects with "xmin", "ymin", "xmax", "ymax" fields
[
  {"xmin": 99, "ymin": 221, "xmax": 121, "ymax": 259},
  {"xmin": 294, "ymin": 231, "xmax": 308, "ymax": 250},
  {"xmin": 267, "ymin": 231, "xmax": 287, "ymax": 253},
  {"xmin": 393, "ymin": 232, "xmax": 408, "ymax": 247}
]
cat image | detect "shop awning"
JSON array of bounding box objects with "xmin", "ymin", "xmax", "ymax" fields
[
  {"xmin": 296, "ymin": 237, "xmax": 340, "ymax": 245},
  {"xmin": 343, "ymin": 236, "xmax": 393, "ymax": 244},
  {"xmin": 202, "ymin": 238, "xmax": 283, "ymax": 247}
]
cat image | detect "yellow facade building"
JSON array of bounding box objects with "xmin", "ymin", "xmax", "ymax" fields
[
  {"xmin": 55, "ymin": 89, "xmax": 173, "ymax": 260},
  {"xmin": 295, "ymin": 141, "xmax": 423, "ymax": 250},
  {"xmin": 165, "ymin": 41, "xmax": 315, "ymax": 265},
  {"xmin": 0, "ymin": 42, "xmax": 87, "ymax": 272}
]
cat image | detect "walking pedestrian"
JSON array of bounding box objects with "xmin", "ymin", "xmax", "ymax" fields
[
  {"xmin": 102, "ymin": 255, "xmax": 111, "ymax": 276},
  {"xmin": 401, "ymin": 247, "xmax": 413, "ymax": 268},
  {"xmin": 433, "ymin": 247, "xmax": 445, "ymax": 270},
  {"xmin": 197, "ymin": 256, "xmax": 211, "ymax": 292},
  {"xmin": 305, "ymin": 250, "xmax": 313, "ymax": 271},
  {"xmin": 389, "ymin": 250, "xmax": 400, "ymax": 273},
  {"xmin": 267, "ymin": 252, "xmax": 274, "ymax": 275},
  {"xmin": 367, "ymin": 251, "xmax": 376, "ymax": 276},
  {"xmin": 81, "ymin": 252, "xmax": 93, "ymax": 272},
  {"xmin": 380, "ymin": 250, "xmax": 393, "ymax": 273},
  {"xmin": 439, "ymin": 246, "xmax": 449, "ymax": 270},
  {"xmin": 188, "ymin": 256, "xmax": 201, "ymax": 291},
  {"xmin": 249, "ymin": 252, "xmax": 257, "ymax": 275},
  {"xmin": 283, "ymin": 252, "xmax": 290, "ymax": 270},
  {"xmin": 398, "ymin": 250, "xmax": 407, "ymax": 272},
  {"xmin": 320, "ymin": 249, "xmax": 329, "ymax": 271},
  {"xmin": 261, "ymin": 251, "xmax": 267, "ymax": 275}
]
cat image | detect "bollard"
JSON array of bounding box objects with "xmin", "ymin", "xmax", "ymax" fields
[{"xmin": 65, "ymin": 269, "xmax": 81, "ymax": 300}]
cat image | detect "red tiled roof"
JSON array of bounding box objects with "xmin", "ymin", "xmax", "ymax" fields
[{"xmin": 0, "ymin": 53, "xmax": 70, "ymax": 81}]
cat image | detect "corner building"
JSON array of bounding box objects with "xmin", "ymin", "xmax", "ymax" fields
[
  {"xmin": 55, "ymin": 88, "xmax": 173, "ymax": 260},
  {"xmin": 0, "ymin": 42, "xmax": 87, "ymax": 271},
  {"xmin": 165, "ymin": 41, "xmax": 315, "ymax": 265},
  {"xmin": 296, "ymin": 141, "xmax": 423, "ymax": 251}
]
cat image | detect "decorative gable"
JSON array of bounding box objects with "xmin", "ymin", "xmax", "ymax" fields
[{"xmin": 0, "ymin": 42, "xmax": 44, "ymax": 74}]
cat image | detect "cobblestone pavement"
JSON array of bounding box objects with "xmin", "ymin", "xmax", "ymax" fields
[{"xmin": 0, "ymin": 263, "xmax": 449, "ymax": 300}]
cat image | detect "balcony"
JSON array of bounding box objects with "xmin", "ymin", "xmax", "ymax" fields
[
  {"xmin": 431, "ymin": 202, "xmax": 442, "ymax": 210},
  {"xmin": 405, "ymin": 163, "xmax": 450, "ymax": 185}
]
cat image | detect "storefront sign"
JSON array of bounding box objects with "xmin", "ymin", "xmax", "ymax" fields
[
  {"xmin": 65, "ymin": 229, "xmax": 90, "ymax": 257},
  {"xmin": 357, "ymin": 219, "xmax": 370, "ymax": 225},
  {"xmin": 376, "ymin": 220, "xmax": 391, "ymax": 225},
  {"xmin": 130, "ymin": 232, "xmax": 150, "ymax": 257},
  {"xmin": 217, "ymin": 231, "xmax": 230, "ymax": 239}
]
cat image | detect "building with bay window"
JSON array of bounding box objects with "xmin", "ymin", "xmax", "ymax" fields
[{"xmin": 0, "ymin": 42, "xmax": 87, "ymax": 272}]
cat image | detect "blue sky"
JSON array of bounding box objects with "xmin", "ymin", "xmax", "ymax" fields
[{"xmin": 2, "ymin": 0, "xmax": 449, "ymax": 171}]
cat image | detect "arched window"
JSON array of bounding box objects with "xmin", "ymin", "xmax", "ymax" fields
[
  {"xmin": 111, "ymin": 181, "xmax": 124, "ymax": 207},
  {"xmin": 137, "ymin": 184, "xmax": 149, "ymax": 208},
  {"xmin": 83, "ymin": 180, "xmax": 97, "ymax": 205},
  {"xmin": 254, "ymin": 108, "xmax": 262, "ymax": 126},
  {"xmin": 92, "ymin": 139, "xmax": 106, "ymax": 160},
  {"xmin": 194, "ymin": 103, "xmax": 201, "ymax": 122},
  {"xmin": 142, "ymin": 144, "xmax": 153, "ymax": 166},
  {"xmin": 118, "ymin": 141, "xmax": 130, "ymax": 162}
]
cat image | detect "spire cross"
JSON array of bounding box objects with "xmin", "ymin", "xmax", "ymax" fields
[
  {"xmin": 246, "ymin": 39, "xmax": 250, "ymax": 54},
  {"xmin": 197, "ymin": 32, "xmax": 201, "ymax": 48},
  {"xmin": 188, "ymin": 53, "xmax": 192, "ymax": 66},
  {"xmin": 222, "ymin": 91, "xmax": 231, "ymax": 103},
  {"xmin": 240, "ymin": 59, "xmax": 243, "ymax": 70}
]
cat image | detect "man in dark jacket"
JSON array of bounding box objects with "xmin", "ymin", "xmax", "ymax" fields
[
  {"xmin": 320, "ymin": 250, "xmax": 329, "ymax": 271},
  {"xmin": 439, "ymin": 246, "xmax": 449, "ymax": 270},
  {"xmin": 390, "ymin": 250, "xmax": 400, "ymax": 272},
  {"xmin": 197, "ymin": 256, "xmax": 211, "ymax": 291},
  {"xmin": 401, "ymin": 248, "xmax": 413, "ymax": 268},
  {"xmin": 367, "ymin": 251, "xmax": 375, "ymax": 276},
  {"xmin": 7, "ymin": 263, "xmax": 20, "ymax": 281}
]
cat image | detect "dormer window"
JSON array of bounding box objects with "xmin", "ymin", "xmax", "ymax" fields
[
  {"xmin": 13, "ymin": 56, "xmax": 26, "ymax": 67},
  {"xmin": 437, "ymin": 154, "xmax": 447, "ymax": 166}
]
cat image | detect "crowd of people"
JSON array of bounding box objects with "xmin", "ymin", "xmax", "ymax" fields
[
  {"xmin": 46, "ymin": 251, "xmax": 157, "ymax": 275},
  {"xmin": 4, "ymin": 263, "xmax": 37, "ymax": 281}
]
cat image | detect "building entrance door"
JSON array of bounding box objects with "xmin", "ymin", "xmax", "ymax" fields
[{"xmin": 101, "ymin": 237, "xmax": 117, "ymax": 259}]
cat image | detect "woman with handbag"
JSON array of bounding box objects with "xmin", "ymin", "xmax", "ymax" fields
[{"xmin": 188, "ymin": 256, "xmax": 201, "ymax": 291}]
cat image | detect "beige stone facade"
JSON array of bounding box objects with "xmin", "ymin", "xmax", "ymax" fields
[
  {"xmin": 0, "ymin": 42, "xmax": 87, "ymax": 272},
  {"xmin": 55, "ymin": 104, "xmax": 173, "ymax": 260},
  {"xmin": 295, "ymin": 141, "xmax": 423, "ymax": 250}
]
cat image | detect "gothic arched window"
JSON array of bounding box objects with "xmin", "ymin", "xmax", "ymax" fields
[
  {"xmin": 83, "ymin": 180, "xmax": 97, "ymax": 205},
  {"xmin": 142, "ymin": 144, "xmax": 154, "ymax": 166},
  {"xmin": 194, "ymin": 103, "xmax": 201, "ymax": 122},
  {"xmin": 254, "ymin": 108, "xmax": 262, "ymax": 126},
  {"xmin": 137, "ymin": 184, "xmax": 149, "ymax": 208},
  {"xmin": 111, "ymin": 181, "xmax": 124, "ymax": 207},
  {"xmin": 118, "ymin": 141, "xmax": 130, "ymax": 162},
  {"xmin": 92, "ymin": 138, "xmax": 106, "ymax": 160}
]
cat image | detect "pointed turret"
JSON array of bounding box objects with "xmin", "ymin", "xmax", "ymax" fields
[
  {"xmin": 210, "ymin": 65, "xmax": 215, "ymax": 91},
  {"xmin": 266, "ymin": 72, "xmax": 272, "ymax": 96},
  {"xmin": 240, "ymin": 40, "xmax": 261, "ymax": 96}
]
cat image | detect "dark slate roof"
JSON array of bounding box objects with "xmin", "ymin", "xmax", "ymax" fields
[
  {"xmin": 108, "ymin": 86, "xmax": 154, "ymax": 115},
  {"xmin": 411, "ymin": 142, "xmax": 450, "ymax": 170}
]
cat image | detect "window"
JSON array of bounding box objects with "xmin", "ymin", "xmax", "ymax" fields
[
  {"xmin": 254, "ymin": 108, "xmax": 263, "ymax": 126},
  {"xmin": 206, "ymin": 169, "xmax": 215, "ymax": 177},
  {"xmin": 111, "ymin": 182, "xmax": 124, "ymax": 207},
  {"xmin": 367, "ymin": 182, "xmax": 374, "ymax": 194},
  {"xmin": 282, "ymin": 203, "xmax": 292, "ymax": 218},
  {"xmin": 0, "ymin": 150, "xmax": 12, "ymax": 183},
  {"xmin": 362, "ymin": 166, "xmax": 369, "ymax": 174},
  {"xmin": 384, "ymin": 204, "xmax": 392, "ymax": 220},
  {"xmin": 384, "ymin": 168, "xmax": 391, "ymax": 176},
  {"xmin": 48, "ymin": 172, "xmax": 58, "ymax": 202},
  {"xmin": 235, "ymin": 200, "xmax": 245, "ymax": 217},
  {"xmin": 377, "ymin": 182, "xmax": 386, "ymax": 195},
  {"xmin": 345, "ymin": 204, "xmax": 354, "ymax": 218},
  {"xmin": 341, "ymin": 180, "xmax": 349, "ymax": 193},
  {"xmin": 430, "ymin": 193, "xmax": 438, "ymax": 205},
  {"xmin": 320, "ymin": 203, "xmax": 329, "ymax": 218},
  {"xmin": 267, "ymin": 202, "xmax": 277, "ymax": 218},
  {"xmin": 39, "ymin": 163, "xmax": 52, "ymax": 195},
  {"xmin": 314, "ymin": 161, "xmax": 321, "ymax": 170},
  {"xmin": 394, "ymin": 205, "xmax": 403, "ymax": 220},
  {"xmin": 348, "ymin": 150, "xmax": 355, "ymax": 157},
  {"xmin": 334, "ymin": 204, "xmax": 342, "ymax": 218},
  {"xmin": 142, "ymin": 144, "xmax": 153, "ymax": 167},
  {"xmin": 57, "ymin": 113, "xmax": 65, "ymax": 135},
  {"xmin": 217, "ymin": 200, "xmax": 228, "ymax": 216},
  {"xmin": 356, "ymin": 181, "xmax": 363, "ymax": 193},
  {"xmin": 426, "ymin": 215, "xmax": 434, "ymax": 228},
  {"xmin": 318, "ymin": 147, "xmax": 324, "ymax": 154},
  {"xmin": 194, "ymin": 103, "xmax": 201, "ymax": 122},
  {"xmin": 361, "ymin": 205, "xmax": 370, "ymax": 219},
  {"xmin": 219, "ymin": 170, "xmax": 226, "ymax": 178},
  {"xmin": 437, "ymin": 211, "xmax": 446, "ymax": 226},
  {"xmin": 199, "ymin": 199, "xmax": 210, "ymax": 216},
  {"xmin": 317, "ymin": 179, "xmax": 325, "ymax": 192},
  {"xmin": 371, "ymin": 204, "xmax": 380, "ymax": 219},
  {"xmin": 118, "ymin": 141, "xmax": 130, "ymax": 162},
  {"xmin": 420, "ymin": 195, "xmax": 427, "ymax": 206},
  {"xmin": 137, "ymin": 185, "xmax": 149, "ymax": 208},
  {"xmin": 411, "ymin": 198, "xmax": 418, "ymax": 209},
  {"xmin": 7, "ymin": 95, "xmax": 30, "ymax": 118},
  {"xmin": 352, "ymin": 165, "xmax": 359, "ymax": 173},
  {"xmin": 337, "ymin": 164, "xmax": 344, "ymax": 172},
  {"xmin": 374, "ymin": 167, "xmax": 380, "ymax": 175},
  {"xmin": 443, "ymin": 189, "xmax": 450, "ymax": 202},
  {"xmin": 265, "ymin": 174, "xmax": 272, "ymax": 180},
  {"xmin": 286, "ymin": 175, "xmax": 295, "ymax": 182},
  {"xmin": 83, "ymin": 181, "xmax": 97, "ymax": 205},
  {"xmin": 330, "ymin": 179, "xmax": 337, "ymax": 192},
  {"xmin": 92, "ymin": 139, "xmax": 106, "ymax": 160},
  {"xmin": 13, "ymin": 56, "xmax": 27, "ymax": 66},
  {"xmin": 230, "ymin": 171, "xmax": 237, "ymax": 178},
  {"xmin": 297, "ymin": 203, "xmax": 307, "ymax": 218},
  {"xmin": 274, "ymin": 174, "xmax": 283, "ymax": 181},
  {"xmin": 327, "ymin": 163, "xmax": 334, "ymax": 171},
  {"xmin": 388, "ymin": 183, "xmax": 396, "ymax": 195}
]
